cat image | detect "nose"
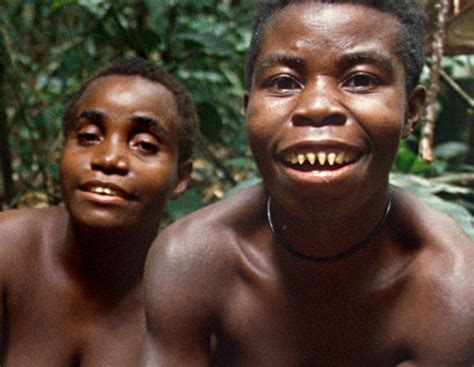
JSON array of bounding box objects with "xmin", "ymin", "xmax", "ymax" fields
[
  {"xmin": 292, "ymin": 78, "xmax": 347, "ymax": 127},
  {"xmin": 91, "ymin": 136, "xmax": 129, "ymax": 175}
]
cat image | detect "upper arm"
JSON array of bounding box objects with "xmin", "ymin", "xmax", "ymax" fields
[
  {"xmin": 0, "ymin": 210, "xmax": 23, "ymax": 357},
  {"xmin": 0, "ymin": 208, "xmax": 37, "ymax": 355},
  {"xmin": 142, "ymin": 228, "xmax": 229, "ymax": 367}
]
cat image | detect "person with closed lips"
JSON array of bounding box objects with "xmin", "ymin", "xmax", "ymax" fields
[
  {"xmin": 0, "ymin": 57, "xmax": 198, "ymax": 366},
  {"xmin": 142, "ymin": 1, "xmax": 474, "ymax": 366}
]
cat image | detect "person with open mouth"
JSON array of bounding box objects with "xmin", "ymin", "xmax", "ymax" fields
[{"xmin": 142, "ymin": 1, "xmax": 474, "ymax": 366}]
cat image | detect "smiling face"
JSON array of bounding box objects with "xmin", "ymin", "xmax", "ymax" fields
[
  {"xmin": 245, "ymin": 2, "xmax": 424, "ymax": 215},
  {"xmin": 60, "ymin": 75, "xmax": 190, "ymax": 230}
]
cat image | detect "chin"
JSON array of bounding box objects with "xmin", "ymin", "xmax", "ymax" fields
[{"xmin": 69, "ymin": 207, "xmax": 138, "ymax": 231}]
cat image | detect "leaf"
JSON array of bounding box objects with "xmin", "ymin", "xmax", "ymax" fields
[
  {"xmin": 176, "ymin": 32, "xmax": 235, "ymax": 57},
  {"xmin": 198, "ymin": 103, "xmax": 224, "ymax": 143},
  {"xmin": 390, "ymin": 173, "xmax": 473, "ymax": 238},
  {"xmin": 77, "ymin": 0, "xmax": 110, "ymax": 17},
  {"xmin": 434, "ymin": 141, "xmax": 469, "ymax": 160},
  {"xmin": 166, "ymin": 187, "xmax": 204, "ymax": 221},
  {"xmin": 394, "ymin": 142, "xmax": 417, "ymax": 172}
]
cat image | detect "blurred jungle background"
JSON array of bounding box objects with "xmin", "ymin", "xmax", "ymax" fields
[{"xmin": 0, "ymin": 0, "xmax": 473, "ymax": 237}]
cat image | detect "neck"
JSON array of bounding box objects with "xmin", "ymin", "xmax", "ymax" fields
[
  {"xmin": 61, "ymin": 218, "xmax": 159, "ymax": 304},
  {"xmin": 268, "ymin": 188, "xmax": 392, "ymax": 263}
]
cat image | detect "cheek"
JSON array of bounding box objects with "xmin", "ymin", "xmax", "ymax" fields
[
  {"xmin": 246, "ymin": 99, "xmax": 280, "ymax": 145},
  {"xmin": 354, "ymin": 94, "xmax": 406, "ymax": 138},
  {"xmin": 139, "ymin": 161, "xmax": 178, "ymax": 198},
  {"xmin": 59, "ymin": 154, "xmax": 77, "ymax": 208},
  {"xmin": 60, "ymin": 143, "xmax": 89, "ymax": 172}
]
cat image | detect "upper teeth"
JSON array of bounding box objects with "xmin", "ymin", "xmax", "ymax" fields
[
  {"xmin": 90, "ymin": 186, "xmax": 117, "ymax": 196},
  {"xmin": 284, "ymin": 151, "xmax": 355, "ymax": 166}
]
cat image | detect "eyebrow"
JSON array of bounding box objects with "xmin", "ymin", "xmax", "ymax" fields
[
  {"xmin": 77, "ymin": 110, "xmax": 105, "ymax": 122},
  {"xmin": 131, "ymin": 115, "xmax": 171, "ymax": 138},
  {"xmin": 255, "ymin": 51, "xmax": 395, "ymax": 78},
  {"xmin": 68, "ymin": 110, "xmax": 105, "ymax": 129},
  {"xmin": 73, "ymin": 111, "xmax": 171, "ymax": 138},
  {"xmin": 338, "ymin": 51, "xmax": 395, "ymax": 75},
  {"xmin": 255, "ymin": 53, "xmax": 306, "ymax": 76}
]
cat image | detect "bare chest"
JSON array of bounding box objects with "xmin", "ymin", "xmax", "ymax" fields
[
  {"xmin": 3, "ymin": 273, "xmax": 145, "ymax": 366},
  {"xmin": 213, "ymin": 273, "xmax": 474, "ymax": 366}
]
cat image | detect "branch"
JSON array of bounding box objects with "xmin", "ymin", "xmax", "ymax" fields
[
  {"xmin": 419, "ymin": 0, "xmax": 451, "ymax": 162},
  {"xmin": 439, "ymin": 68, "xmax": 474, "ymax": 109},
  {"xmin": 430, "ymin": 173, "xmax": 474, "ymax": 187}
]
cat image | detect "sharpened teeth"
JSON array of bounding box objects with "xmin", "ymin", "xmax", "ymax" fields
[
  {"xmin": 336, "ymin": 152, "xmax": 345, "ymax": 164},
  {"xmin": 317, "ymin": 152, "xmax": 327, "ymax": 166},
  {"xmin": 284, "ymin": 151, "xmax": 356, "ymax": 167},
  {"xmin": 297, "ymin": 154, "xmax": 305, "ymax": 165},
  {"xmin": 327, "ymin": 152, "xmax": 336, "ymax": 166},
  {"xmin": 306, "ymin": 152, "xmax": 316, "ymax": 165}
]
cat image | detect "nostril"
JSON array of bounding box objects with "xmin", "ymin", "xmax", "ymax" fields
[
  {"xmin": 323, "ymin": 113, "xmax": 346, "ymax": 125},
  {"xmin": 293, "ymin": 115, "xmax": 314, "ymax": 126},
  {"xmin": 293, "ymin": 112, "xmax": 347, "ymax": 127}
]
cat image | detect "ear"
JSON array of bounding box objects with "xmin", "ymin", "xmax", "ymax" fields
[
  {"xmin": 402, "ymin": 85, "xmax": 426, "ymax": 138},
  {"xmin": 170, "ymin": 160, "xmax": 192, "ymax": 200}
]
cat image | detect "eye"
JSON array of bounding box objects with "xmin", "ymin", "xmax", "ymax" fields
[
  {"xmin": 138, "ymin": 141, "xmax": 159, "ymax": 154},
  {"xmin": 343, "ymin": 73, "xmax": 381, "ymax": 92},
  {"xmin": 265, "ymin": 75, "xmax": 302, "ymax": 93},
  {"xmin": 131, "ymin": 134, "xmax": 160, "ymax": 155},
  {"xmin": 76, "ymin": 126, "xmax": 101, "ymax": 146}
]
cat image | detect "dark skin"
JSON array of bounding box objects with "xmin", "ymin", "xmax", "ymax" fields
[
  {"xmin": 0, "ymin": 74, "xmax": 191, "ymax": 366},
  {"xmin": 143, "ymin": 3, "xmax": 474, "ymax": 366}
]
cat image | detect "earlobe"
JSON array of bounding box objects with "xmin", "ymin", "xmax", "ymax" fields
[
  {"xmin": 171, "ymin": 160, "xmax": 192, "ymax": 200},
  {"xmin": 402, "ymin": 85, "xmax": 426, "ymax": 138}
]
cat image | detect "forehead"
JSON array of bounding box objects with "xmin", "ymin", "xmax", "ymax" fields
[
  {"xmin": 75, "ymin": 75, "xmax": 180, "ymax": 125},
  {"xmin": 259, "ymin": 2, "xmax": 402, "ymax": 66}
]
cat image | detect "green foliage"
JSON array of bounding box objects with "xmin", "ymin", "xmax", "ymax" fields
[
  {"xmin": 0, "ymin": 0, "xmax": 255, "ymax": 211},
  {"xmin": 390, "ymin": 173, "xmax": 473, "ymax": 238},
  {"xmin": 0, "ymin": 0, "xmax": 472, "ymax": 233}
]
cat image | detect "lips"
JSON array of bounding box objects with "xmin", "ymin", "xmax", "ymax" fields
[{"xmin": 79, "ymin": 181, "xmax": 136, "ymax": 200}]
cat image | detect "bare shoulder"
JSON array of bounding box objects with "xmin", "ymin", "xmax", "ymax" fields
[
  {"xmin": 393, "ymin": 186, "xmax": 473, "ymax": 273},
  {"xmin": 144, "ymin": 184, "xmax": 267, "ymax": 309},
  {"xmin": 149, "ymin": 184, "xmax": 267, "ymax": 264},
  {"xmin": 143, "ymin": 187, "xmax": 267, "ymax": 367},
  {"xmin": 392, "ymin": 186, "xmax": 472, "ymax": 247},
  {"xmin": 0, "ymin": 207, "xmax": 68, "ymax": 273},
  {"xmin": 393, "ymin": 187, "xmax": 474, "ymax": 345}
]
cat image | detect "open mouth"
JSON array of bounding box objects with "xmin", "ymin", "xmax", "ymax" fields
[
  {"xmin": 79, "ymin": 181, "xmax": 135, "ymax": 200},
  {"xmin": 88, "ymin": 186, "xmax": 121, "ymax": 196},
  {"xmin": 282, "ymin": 150, "xmax": 358, "ymax": 171}
]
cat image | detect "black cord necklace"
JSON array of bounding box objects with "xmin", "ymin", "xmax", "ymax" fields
[{"xmin": 266, "ymin": 193, "xmax": 392, "ymax": 263}]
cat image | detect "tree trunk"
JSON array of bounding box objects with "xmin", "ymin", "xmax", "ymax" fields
[{"xmin": 419, "ymin": 0, "xmax": 451, "ymax": 161}]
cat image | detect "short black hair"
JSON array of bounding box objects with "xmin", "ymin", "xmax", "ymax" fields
[
  {"xmin": 245, "ymin": 0, "xmax": 426, "ymax": 92},
  {"xmin": 63, "ymin": 57, "xmax": 198, "ymax": 162}
]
